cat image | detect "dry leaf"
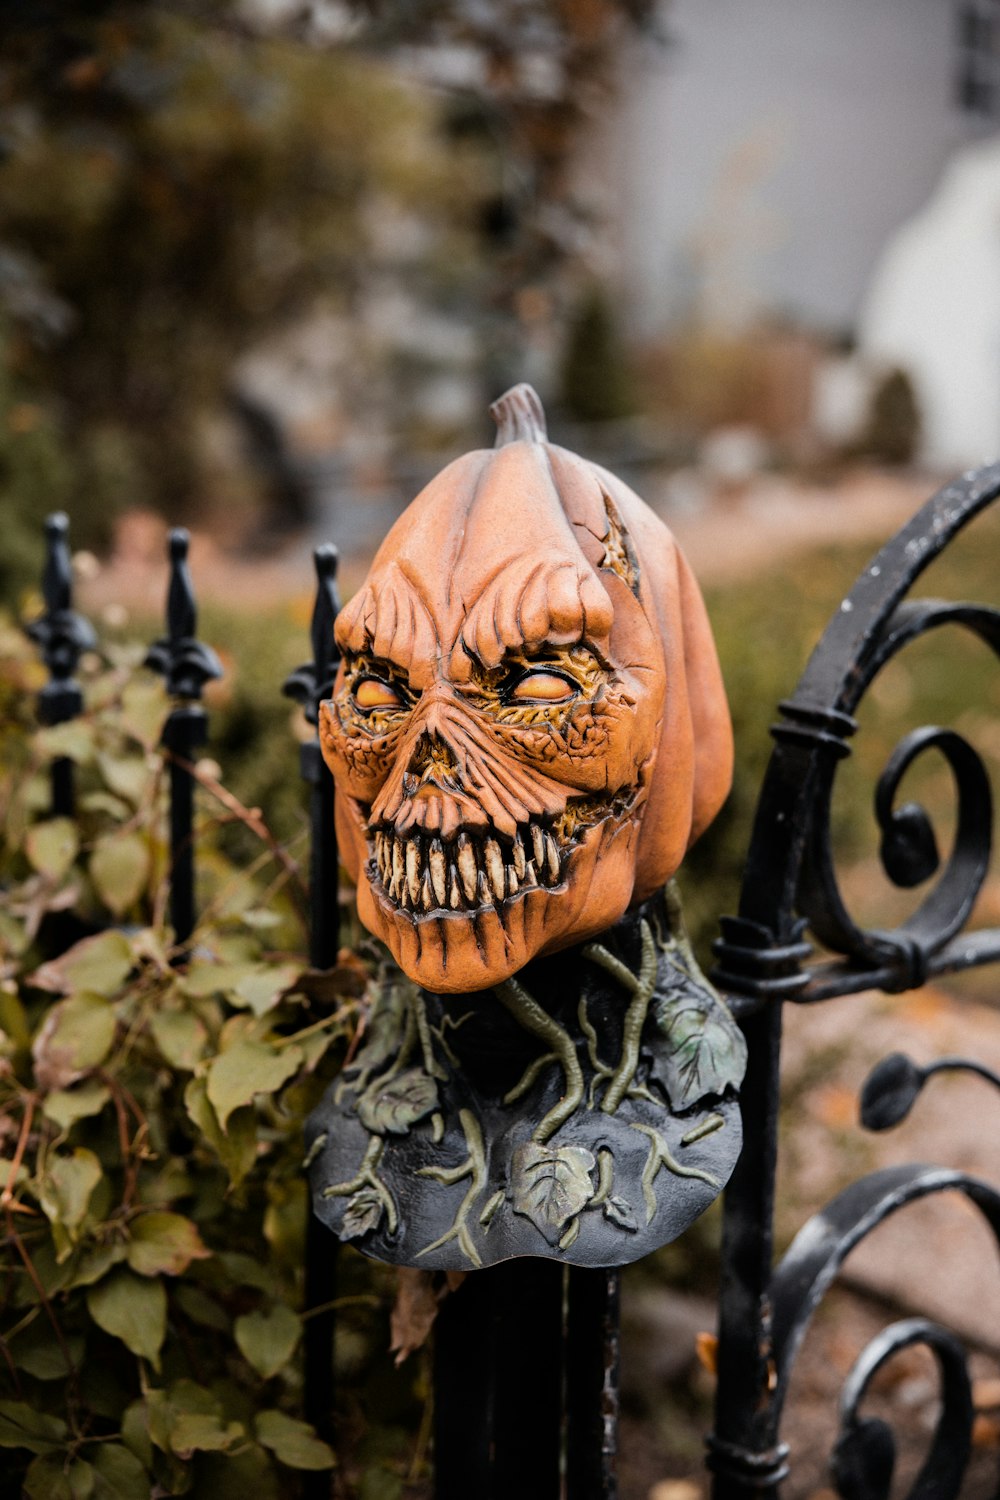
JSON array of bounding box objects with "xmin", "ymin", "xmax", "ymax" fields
[
  {"xmin": 695, "ymin": 1331, "xmax": 717, "ymax": 1376},
  {"xmin": 648, "ymin": 1481, "xmax": 702, "ymax": 1500},
  {"xmin": 974, "ymin": 1377, "xmax": 1000, "ymax": 1410},
  {"xmin": 972, "ymin": 1413, "xmax": 1000, "ymax": 1449},
  {"xmin": 390, "ymin": 1269, "xmax": 440, "ymax": 1366}
]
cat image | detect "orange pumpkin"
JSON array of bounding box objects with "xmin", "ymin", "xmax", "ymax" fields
[{"xmin": 319, "ymin": 384, "xmax": 732, "ymax": 992}]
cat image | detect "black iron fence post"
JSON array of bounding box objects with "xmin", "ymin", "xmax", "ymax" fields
[
  {"xmin": 284, "ymin": 543, "xmax": 342, "ymax": 1495},
  {"xmin": 26, "ymin": 512, "xmax": 97, "ymax": 819},
  {"xmin": 145, "ymin": 529, "xmax": 222, "ymax": 952}
]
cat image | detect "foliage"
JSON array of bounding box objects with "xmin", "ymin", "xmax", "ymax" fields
[
  {"xmin": 856, "ymin": 367, "xmax": 921, "ymax": 467},
  {"xmin": 0, "ymin": 618, "xmax": 413, "ymax": 1496},
  {"xmin": 0, "ymin": 4, "xmax": 490, "ymax": 571},
  {"xmin": 0, "ymin": 0, "xmax": 657, "ymax": 595},
  {"xmin": 558, "ymin": 282, "xmax": 635, "ymax": 424}
]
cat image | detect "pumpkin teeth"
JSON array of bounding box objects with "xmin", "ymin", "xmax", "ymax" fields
[{"xmin": 367, "ymin": 810, "xmax": 616, "ymax": 918}]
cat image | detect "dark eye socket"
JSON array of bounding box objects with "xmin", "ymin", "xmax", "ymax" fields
[
  {"xmin": 353, "ymin": 676, "xmax": 403, "ymax": 711},
  {"xmin": 508, "ymin": 669, "xmax": 577, "ymax": 705}
]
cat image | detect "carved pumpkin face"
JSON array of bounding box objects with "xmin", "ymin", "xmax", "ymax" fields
[{"xmin": 319, "ymin": 385, "xmax": 732, "ymax": 993}]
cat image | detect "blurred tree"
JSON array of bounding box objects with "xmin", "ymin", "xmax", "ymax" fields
[
  {"xmin": 0, "ymin": 0, "xmax": 655, "ymax": 596},
  {"xmin": 0, "ymin": 2, "xmax": 485, "ymax": 573}
]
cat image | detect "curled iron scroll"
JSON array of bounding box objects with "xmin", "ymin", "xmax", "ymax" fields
[
  {"xmin": 713, "ymin": 463, "xmax": 1000, "ymax": 1006},
  {"xmin": 762, "ymin": 1163, "xmax": 1000, "ymax": 1496},
  {"xmin": 796, "ymin": 602, "xmax": 999, "ymax": 983},
  {"xmin": 831, "ymin": 1317, "xmax": 972, "ymax": 1500}
]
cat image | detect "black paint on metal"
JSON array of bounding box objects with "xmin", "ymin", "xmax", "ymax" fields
[
  {"xmin": 832, "ymin": 1318, "xmax": 973, "ymax": 1500},
  {"xmin": 283, "ymin": 544, "xmax": 342, "ymax": 1495},
  {"xmin": 145, "ymin": 528, "xmax": 222, "ymax": 950},
  {"xmin": 433, "ymin": 1260, "xmax": 565, "ymax": 1500},
  {"xmin": 565, "ymin": 1267, "xmax": 621, "ymax": 1499},
  {"xmin": 25, "ymin": 512, "xmax": 97, "ymax": 816},
  {"xmin": 708, "ymin": 463, "xmax": 1000, "ymax": 1496}
]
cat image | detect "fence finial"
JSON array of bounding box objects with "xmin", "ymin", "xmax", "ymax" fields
[
  {"xmin": 284, "ymin": 543, "xmax": 342, "ymax": 726},
  {"xmin": 25, "ymin": 510, "xmax": 97, "ymax": 724},
  {"xmin": 145, "ymin": 527, "xmax": 222, "ymax": 700}
]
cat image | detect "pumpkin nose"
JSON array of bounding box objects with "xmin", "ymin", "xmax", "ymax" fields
[{"xmin": 404, "ymin": 731, "xmax": 459, "ymax": 794}]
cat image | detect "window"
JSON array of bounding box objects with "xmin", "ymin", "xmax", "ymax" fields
[{"xmin": 956, "ymin": 0, "xmax": 1000, "ymax": 116}]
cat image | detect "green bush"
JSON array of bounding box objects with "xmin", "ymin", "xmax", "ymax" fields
[{"xmin": 0, "ymin": 621, "xmax": 426, "ymax": 1497}]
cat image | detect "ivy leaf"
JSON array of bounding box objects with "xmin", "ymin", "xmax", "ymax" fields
[
  {"xmin": 36, "ymin": 721, "xmax": 96, "ymax": 765},
  {"xmin": 25, "ymin": 818, "xmax": 79, "ymax": 880},
  {"xmin": 184, "ymin": 1078, "xmax": 257, "ymax": 1187},
  {"xmin": 32, "ymin": 930, "xmax": 133, "ymax": 997},
  {"xmin": 232, "ymin": 963, "xmax": 301, "ymax": 1017},
  {"xmin": 0, "ymin": 1399, "xmax": 68, "ymax": 1453},
  {"xmin": 603, "ymin": 1195, "xmax": 639, "ymax": 1233},
  {"xmin": 90, "ymin": 832, "xmax": 150, "ymax": 917},
  {"xmin": 68, "ymin": 1241, "xmax": 127, "ymax": 1290},
  {"xmin": 126, "ymin": 1213, "xmax": 210, "ymax": 1278},
  {"xmin": 11, "ymin": 1323, "xmax": 84, "ymax": 1380},
  {"xmin": 96, "ymin": 752, "xmax": 151, "ymax": 807},
  {"xmin": 234, "ymin": 1305, "xmax": 302, "ymax": 1380},
  {"xmin": 255, "ymin": 1409, "xmax": 335, "ymax": 1470},
  {"xmin": 24, "ymin": 1454, "xmax": 94, "ymax": 1498},
  {"xmin": 206, "ymin": 1039, "xmax": 302, "ymax": 1130},
  {"xmin": 33, "ymin": 992, "xmax": 116, "ymax": 1091},
  {"xmin": 649, "ymin": 995, "xmax": 748, "ymax": 1111},
  {"xmin": 149, "ymin": 1007, "xmax": 206, "ymax": 1070},
  {"xmin": 341, "ymin": 1187, "xmax": 383, "ymax": 1242},
  {"xmin": 43, "ymin": 1080, "xmax": 111, "ymax": 1131},
  {"xmin": 510, "ymin": 1141, "xmax": 595, "ymax": 1245},
  {"xmin": 90, "ymin": 1443, "xmax": 151, "ymax": 1499},
  {"xmin": 87, "ymin": 1270, "xmax": 167, "ymax": 1370},
  {"xmin": 37, "ymin": 1147, "xmax": 103, "ymax": 1260},
  {"xmin": 120, "ymin": 679, "xmax": 167, "ymax": 748},
  {"xmin": 356, "ymin": 1068, "xmax": 437, "ymax": 1137},
  {"xmin": 180, "ymin": 961, "xmax": 259, "ymax": 998},
  {"xmin": 169, "ymin": 1412, "xmax": 245, "ymax": 1458}
]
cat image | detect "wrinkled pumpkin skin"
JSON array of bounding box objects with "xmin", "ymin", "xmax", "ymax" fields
[{"xmin": 319, "ymin": 386, "xmax": 732, "ymax": 993}]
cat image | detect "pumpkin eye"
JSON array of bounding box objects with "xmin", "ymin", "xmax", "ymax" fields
[
  {"xmin": 510, "ymin": 671, "xmax": 576, "ymax": 704},
  {"xmin": 354, "ymin": 677, "xmax": 402, "ymax": 710}
]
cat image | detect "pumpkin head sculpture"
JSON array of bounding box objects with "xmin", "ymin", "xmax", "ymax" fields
[{"xmin": 319, "ymin": 385, "xmax": 732, "ymax": 993}]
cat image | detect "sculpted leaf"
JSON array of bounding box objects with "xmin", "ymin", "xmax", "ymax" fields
[
  {"xmin": 357, "ymin": 1068, "xmax": 437, "ymax": 1136},
  {"xmin": 603, "ymin": 1195, "xmax": 638, "ymax": 1233},
  {"xmin": 510, "ymin": 1141, "xmax": 595, "ymax": 1245},
  {"xmin": 341, "ymin": 1187, "xmax": 383, "ymax": 1241},
  {"xmin": 650, "ymin": 993, "xmax": 747, "ymax": 1111}
]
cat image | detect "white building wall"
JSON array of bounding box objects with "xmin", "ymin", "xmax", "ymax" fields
[{"xmin": 599, "ymin": 0, "xmax": 984, "ymax": 335}]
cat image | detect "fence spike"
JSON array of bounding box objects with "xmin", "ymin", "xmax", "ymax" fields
[
  {"xmin": 283, "ymin": 542, "xmax": 342, "ymax": 725},
  {"xmin": 25, "ymin": 511, "xmax": 97, "ymax": 726},
  {"xmin": 145, "ymin": 527, "xmax": 223, "ymax": 700}
]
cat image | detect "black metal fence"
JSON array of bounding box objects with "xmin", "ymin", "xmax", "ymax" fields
[{"xmin": 23, "ymin": 462, "xmax": 1000, "ymax": 1498}]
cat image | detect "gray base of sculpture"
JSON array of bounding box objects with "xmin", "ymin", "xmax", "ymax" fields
[{"xmin": 305, "ymin": 883, "xmax": 746, "ymax": 1269}]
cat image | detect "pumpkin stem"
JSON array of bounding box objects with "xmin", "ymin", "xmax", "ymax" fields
[{"xmin": 490, "ymin": 383, "xmax": 548, "ymax": 446}]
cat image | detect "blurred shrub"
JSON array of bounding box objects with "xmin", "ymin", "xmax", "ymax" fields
[
  {"xmin": 558, "ymin": 282, "xmax": 636, "ymax": 424},
  {"xmin": 856, "ymin": 366, "xmax": 921, "ymax": 467},
  {"xmin": 639, "ymin": 322, "xmax": 822, "ymax": 453}
]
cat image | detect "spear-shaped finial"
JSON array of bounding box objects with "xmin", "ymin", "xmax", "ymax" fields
[
  {"xmin": 284, "ymin": 543, "xmax": 342, "ymax": 726},
  {"xmin": 145, "ymin": 528, "xmax": 223, "ymax": 700},
  {"xmin": 25, "ymin": 511, "xmax": 97, "ymax": 723}
]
